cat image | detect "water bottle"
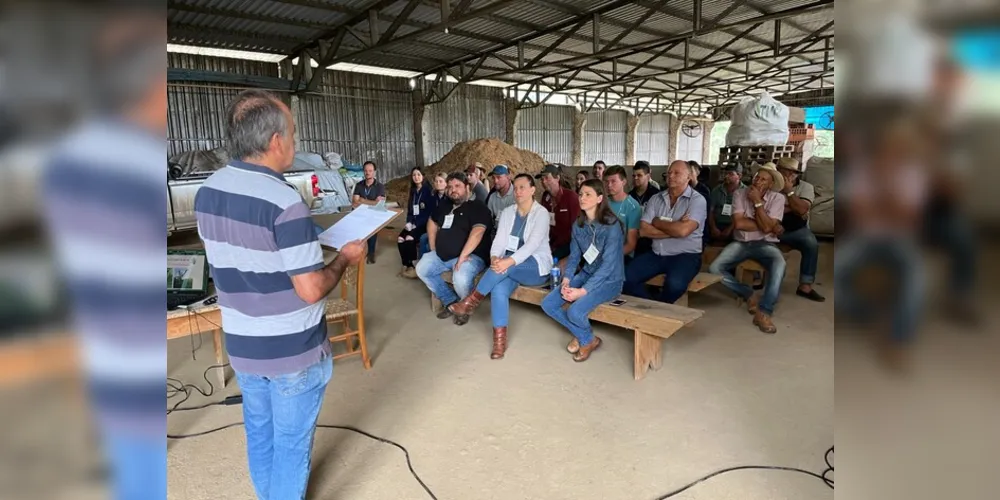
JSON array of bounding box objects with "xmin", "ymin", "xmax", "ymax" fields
[{"xmin": 550, "ymin": 257, "xmax": 561, "ymax": 290}]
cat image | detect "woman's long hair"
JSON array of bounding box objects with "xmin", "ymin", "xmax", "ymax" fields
[
  {"xmin": 576, "ymin": 178, "xmax": 620, "ymax": 228},
  {"xmin": 409, "ymin": 166, "xmax": 430, "ymax": 197},
  {"xmin": 433, "ymin": 172, "xmax": 448, "ymax": 196}
]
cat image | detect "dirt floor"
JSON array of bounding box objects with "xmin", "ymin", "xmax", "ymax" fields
[{"xmin": 166, "ymin": 227, "xmax": 835, "ymax": 500}]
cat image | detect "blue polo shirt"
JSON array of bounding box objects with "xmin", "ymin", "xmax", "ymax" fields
[{"xmin": 641, "ymin": 186, "xmax": 707, "ymax": 256}]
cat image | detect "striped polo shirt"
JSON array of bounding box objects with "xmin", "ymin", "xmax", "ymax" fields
[{"xmin": 195, "ymin": 159, "xmax": 331, "ymax": 376}]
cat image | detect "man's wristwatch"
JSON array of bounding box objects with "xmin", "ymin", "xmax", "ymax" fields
[{"xmin": 753, "ymin": 202, "xmax": 764, "ymax": 209}]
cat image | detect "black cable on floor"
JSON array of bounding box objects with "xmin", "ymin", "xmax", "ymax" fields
[
  {"xmin": 167, "ymin": 414, "xmax": 831, "ymax": 500},
  {"xmin": 168, "ymin": 421, "xmax": 439, "ymax": 500},
  {"xmin": 166, "ymin": 364, "xmax": 229, "ymax": 414},
  {"xmin": 652, "ymin": 446, "xmax": 834, "ymax": 499}
]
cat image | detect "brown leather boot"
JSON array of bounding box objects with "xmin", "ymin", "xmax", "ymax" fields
[
  {"xmin": 753, "ymin": 311, "xmax": 777, "ymax": 334},
  {"xmin": 449, "ymin": 291, "xmax": 485, "ymax": 317},
  {"xmin": 573, "ymin": 337, "xmax": 602, "ymax": 362},
  {"xmin": 491, "ymin": 327, "xmax": 508, "ymax": 359},
  {"xmin": 747, "ymin": 293, "xmax": 760, "ymax": 315}
]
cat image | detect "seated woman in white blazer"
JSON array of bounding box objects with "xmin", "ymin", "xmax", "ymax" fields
[{"xmin": 448, "ymin": 173, "xmax": 553, "ymax": 359}]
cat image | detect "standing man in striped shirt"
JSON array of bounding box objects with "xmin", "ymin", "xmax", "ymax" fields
[{"xmin": 195, "ymin": 90, "xmax": 366, "ymax": 499}]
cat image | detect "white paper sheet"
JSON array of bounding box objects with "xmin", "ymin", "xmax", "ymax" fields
[{"xmin": 317, "ymin": 204, "xmax": 399, "ymax": 249}]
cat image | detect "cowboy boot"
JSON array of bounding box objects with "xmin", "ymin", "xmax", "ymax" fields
[
  {"xmin": 753, "ymin": 311, "xmax": 777, "ymax": 334},
  {"xmin": 449, "ymin": 290, "xmax": 485, "ymax": 317},
  {"xmin": 491, "ymin": 327, "xmax": 508, "ymax": 359}
]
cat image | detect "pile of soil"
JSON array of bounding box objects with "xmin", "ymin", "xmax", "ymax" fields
[{"xmin": 386, "ymin": 138, "xmax": 547, "ymax": 203}]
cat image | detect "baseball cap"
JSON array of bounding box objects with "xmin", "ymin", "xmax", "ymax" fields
[
  {"xmin": 489, "ymin": 164, "xmax": 510, "ymax": 176},
  {"xmin": 722, "ymin": 163, "xmax": 743, "ymax": 174},
  {"xmin": 535, "ymin": 164, "xmax": 562, "ymax": 179}
]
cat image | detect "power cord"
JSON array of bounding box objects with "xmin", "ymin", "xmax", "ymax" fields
[
  {"xmin": 170, "ymin": 295, "xmax": 833, "ymax": 498},
  {"xmin": 167, "ymin": 413, "xmax": 832, "ymax": 499}
]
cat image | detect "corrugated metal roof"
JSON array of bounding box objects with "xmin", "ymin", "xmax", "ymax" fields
[{"xmin": 167, "ymin": 0, "xmax": 834, "ymax": 107}]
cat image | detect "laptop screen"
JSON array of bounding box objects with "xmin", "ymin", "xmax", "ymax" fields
[{"xmin": 167, "ymin": 249, "xmax": 209, "ymax": 294}]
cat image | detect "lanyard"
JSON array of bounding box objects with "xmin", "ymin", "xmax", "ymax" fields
[
  {"xmin": 412, "ymin": 189, "xmax": 422, "ymax": 207},
  {"xmin": 363, "ymin": 180, "xmax": 376, "ymax": 198}
]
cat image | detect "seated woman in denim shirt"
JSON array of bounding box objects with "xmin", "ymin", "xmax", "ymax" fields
[
  {"xmin": 542, "ymin": 179, "xmax": 625, "ymax": 362},
  {"xmin": 397, "ymin": 167, "xmax": 433, "ymax": 278},
  {"xmin": 448, "ymin": 174, "xmax": 553, "ymax": 359}
]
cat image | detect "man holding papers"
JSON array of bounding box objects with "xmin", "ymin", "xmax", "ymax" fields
[{"xmin": 415, "ymin": 172, "xmax": 493, "ymax": 325}]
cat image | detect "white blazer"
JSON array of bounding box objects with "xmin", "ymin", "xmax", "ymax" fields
[{"xmin": 490, "ymin": 201, "xmax": 554, "ymax": 276}]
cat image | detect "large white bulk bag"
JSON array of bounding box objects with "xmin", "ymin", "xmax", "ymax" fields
[{"xmin": 725, "ymin": 92, "xmax": 790, "ymax": 146}]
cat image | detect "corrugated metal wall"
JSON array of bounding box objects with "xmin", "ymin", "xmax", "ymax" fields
[
  {"xmin": 167, "ymin": 54, "xmax": 281, "ymax": 156},
  {"xmin": 515, "ymin": 104, "xmax": 574, "ymax": 166},
  {"xmin": 425, "ymin": 83, "xmax": 506, "ymax": 164},
  {"xmin": 296, "ymin": 71, "xmax": 415, "ymax": 181},
  {"xmin": 582, "ymin": 110, "xmax": 627, "ymax": 166},
  {"xmin": 635, "ymin": 113, "xmax": 671, "ymax": 165}
]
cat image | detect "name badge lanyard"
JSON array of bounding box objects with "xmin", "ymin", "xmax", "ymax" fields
[{"xmin": 411, "ymin": 189, "xmax": 423, "ymax": 214}]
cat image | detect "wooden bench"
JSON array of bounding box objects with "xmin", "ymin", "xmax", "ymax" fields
[
  {"xmin": 431, "ymin": 272, "xmax": 705, "ymax": 380},
  {"xmin": 645, "ymin": 272, "xmax": 723, "ymax": 307}
]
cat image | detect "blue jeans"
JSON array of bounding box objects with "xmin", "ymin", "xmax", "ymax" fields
[
  {"xmin": 835, "ymin": 237, "xmax": 924, "ymax": 343},
  {"xmin": 475, "ymin": 258, "xmax": 547, "ymax": 327},
  {"xmin": 235, "ymin": 357, "xmax": 333, "ymax": 500},
  {"xmin": 623, "ymin": 251, "xmax": 701, "ymax": 304},
  {"xmin": 418, "ymin": 233, "xmax": 430, "ymax": 256},
  {"xmin": 103, "ymin": 430, "xmax": 166, "ymax": 500},
  {"xmin": 415, "ymin": 251, "xmax": 486, "ymax": 307},
  {"xmin": 541, "ymin": 273, "xmax": 622, "ymax": 346},
  {"xmin": 709, "ymin": 240, "xmax": 787, "ymax": 315},
  {"xmin": 779, "ymin": 226, "xmax": 819, "ymax": 285},
  {"xmin": 367, "ymin": 235, "xmax": 377, "ymax": 256}
]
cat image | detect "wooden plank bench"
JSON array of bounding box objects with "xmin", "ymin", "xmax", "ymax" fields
[{"xmin": 431, "ymin": 272, "xmax": 705, "ymax": 380}]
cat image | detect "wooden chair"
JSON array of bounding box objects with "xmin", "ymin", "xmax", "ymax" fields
[{"xmin": 324, "ymin": 260, "xmax": 371, "ymax": 369}]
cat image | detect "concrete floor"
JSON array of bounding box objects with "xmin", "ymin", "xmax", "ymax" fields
[{"xmin": 167, "ymin": 232, "xmax": 834, "ymax": 500}]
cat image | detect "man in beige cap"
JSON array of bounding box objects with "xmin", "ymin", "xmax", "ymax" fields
[
  {"xmin": 775, "ymin": 157, "xmax": 825, "ymax": 302},
  {"xmin": 709, "ymin": 162, "xmax": 787, "ymax": 333}
]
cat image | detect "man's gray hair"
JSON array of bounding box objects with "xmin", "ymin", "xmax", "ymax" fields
[{"xmin": 225, "ymin": 89, "xmax": 289, "ymax": 160}]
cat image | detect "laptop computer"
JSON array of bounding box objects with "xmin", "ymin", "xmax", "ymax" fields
[{"xmin": 167, "ymin": 249, "xmax": 211, "ymax": 310}]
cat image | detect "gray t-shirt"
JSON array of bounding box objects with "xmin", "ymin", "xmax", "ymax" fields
[
  {"xmin": 471, "ymin": 181, "xmax": 489, "ymax": 203},
  {"xmin": 486, "ymin": 187, "xmax": 515, "ymax": 221}
]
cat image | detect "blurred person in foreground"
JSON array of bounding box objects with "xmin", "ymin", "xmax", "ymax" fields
[
  {"xmin": 709, "ymin": 163, "xmax": 787, "ymax": 334},
  {"xmin": 775, "ymin": 157, "xmax": 826, "ymax": 302},
  {"xmin": 921, "ymin": 52, "xmax": 980, "ymax": 323},
  {"xmin": 836, "ymin": 118, "xmax": 928, "ymax": 369},
  {"xmin": 40, "ymin": 14, "xmax": 167, "ymax": 500},
  {"xmin": 195, "ymin": 90, "xmax": 367, "ymax": 499}
]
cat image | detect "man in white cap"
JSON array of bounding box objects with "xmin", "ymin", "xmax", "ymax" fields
[{"xmin": 709, "ymin": 162, "xmax": 787, "ymax": 334}]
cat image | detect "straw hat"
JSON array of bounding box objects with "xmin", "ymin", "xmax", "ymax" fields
[{"xmin": 755, "ymin": 162, "xmax": 785, "ymax": 192}]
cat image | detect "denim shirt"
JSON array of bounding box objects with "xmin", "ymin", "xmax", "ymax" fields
[{"xmin": 565, "ymin": 216, "xmax": 625, "ymax": 294}]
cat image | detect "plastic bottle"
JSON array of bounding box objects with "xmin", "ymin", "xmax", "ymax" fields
[{"xmin": 550, "ymin": 257, "xmax": 561, "ymax": 290}]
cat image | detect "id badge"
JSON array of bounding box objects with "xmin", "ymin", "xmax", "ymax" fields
[
  {"xmin": 412, "ymin": 204, "xmax": 420, "ymax": 215},
  {"xmin": 658, "ymin": 216, "xmax": 673, "ymax": 222},
  {"xmin": 506, "ymin": 235, "xmax": 519, "ymax": 252},
  {"xmin": 721, "ymin": 203, "xmax": 733, "ymax": 216},
  {"xmin": 442, "ymin": 214, "xmax": 455, "ymax": 229},
  {"xmin": 549, "ymin": 212, "xmax": 556, "ymax": 226},
  {"xmin": 583, "ymin": 244, "xmax": 600, "ymax": 264}
]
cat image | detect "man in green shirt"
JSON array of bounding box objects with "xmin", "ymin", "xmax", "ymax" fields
[{"xmin": 708, "ymin": 164, "xmax": 745, "ymax": 245}]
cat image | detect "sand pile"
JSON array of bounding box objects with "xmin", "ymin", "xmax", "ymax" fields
[{"xmin": 387, "ymin": 138, "xmax": 547, "ymax": 203}]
